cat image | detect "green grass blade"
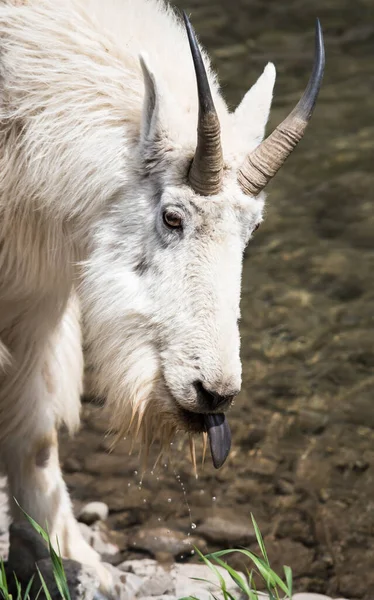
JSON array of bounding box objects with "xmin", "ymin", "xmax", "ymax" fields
[
  {"xmin": 283, "ymin": 566, "xmax": 293, "ymax": 598},
  {"xmin": 209, "ymin": 555, "xmax": 252, "ymax": 596},
  {"xmin": 194, "ymin": 547, "xmax": 227, "ymax": 592},
  {"xmin": 22, "ymin": 575, "xmax": 35, "ymax": 600},
  {"xmin": 36, "ymin": 569, "xmax": 53, "ymax": 600},
  {"xmin": 251, "ymin": 514, "xmax": 269, "ymax": 566},
  {"xmin": 48, "ymin": 544, "xmax": 71, "ymax": 600},
  {"xmin": 206, "ymin": 549, "xmax": 289, "ymax": 596},
  {"xmin": 0, "ymin": 560, "xmax": 9, "ymax": 596},
  {"xmin": 13, "ymin": 501, "xmax": 49, "ymax": 545}
]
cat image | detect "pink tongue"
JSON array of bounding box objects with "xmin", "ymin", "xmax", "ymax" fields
[{"xmin": 204, "ymin": 413, "xmax": 231, "ymax": 469}]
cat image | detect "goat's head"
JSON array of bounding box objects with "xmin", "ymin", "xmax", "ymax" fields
[{"xmin": 82, "ymin": 14, "xmax": 324, "ymax": 469}]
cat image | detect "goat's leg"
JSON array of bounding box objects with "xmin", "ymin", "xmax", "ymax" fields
[{"xmin": 1, "ymin": 297, "xmax": 112, "ymax": 593}]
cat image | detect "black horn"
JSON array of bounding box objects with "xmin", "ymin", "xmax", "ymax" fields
[{"xmin": 183, "ymin": 12, "xmax": 223, "ymax": 196}]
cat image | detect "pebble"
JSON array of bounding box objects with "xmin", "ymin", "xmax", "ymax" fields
[{"xmin": 78, "ymin": 502, "xmax": 109, "ymax": 525}]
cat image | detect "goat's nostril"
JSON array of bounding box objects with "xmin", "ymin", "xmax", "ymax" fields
[{"xmin": 194, "ymin": 380, "xmax": 236, "ymax": 411}]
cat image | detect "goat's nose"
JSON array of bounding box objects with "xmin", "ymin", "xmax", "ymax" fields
[{"xmin": 194, "ymin": 381, "xmax": 239, "ymax": 411}]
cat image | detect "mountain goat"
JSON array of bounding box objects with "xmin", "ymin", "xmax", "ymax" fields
[{"xmin": 0, "ymin": 0, "xmax": 324, "ymax": 591}]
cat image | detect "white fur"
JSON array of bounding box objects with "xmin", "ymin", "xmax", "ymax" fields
[{"xmin": 0, "ymin": 0, "xmax": 275, "ymax": 591}]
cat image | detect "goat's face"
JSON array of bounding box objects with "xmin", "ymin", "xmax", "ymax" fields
[
  {"xmin": 82, "ymin": 16, "xmax": 323, "ymax": 468},
  {"xmin": 83, "ymin": 170, "xmax": 263, "ymax": 468}
]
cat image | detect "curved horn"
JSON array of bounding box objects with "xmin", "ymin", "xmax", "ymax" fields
[
  {"xmin": 183, "ymin": 12, "xmax": 223, "ymax": 196},
  {"xmin": 238, "ymin": 19, "xmax": 325, "ymax": 196}
]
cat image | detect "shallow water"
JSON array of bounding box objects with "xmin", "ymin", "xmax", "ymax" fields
[{"xmin": 61, "ymin": 1, "xmax": 374, "ymax": 597}]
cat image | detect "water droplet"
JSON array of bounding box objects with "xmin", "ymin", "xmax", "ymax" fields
[
  {"xmin": 191, "ymin": 549, "xmax": 195, "ymax": 555},
  {"xmin": 167, "ymin": 498, "xmax": 172, "ymax": 503},
  {"xmin": 212, "ymin": 496, "xmax": 217, "ymax": 502},
  {"xmin": 143, "ymin": 499, "xmax": 147, "ymax": 503},
  {"xmin": 154, "ymin": 537, "xmax": 158, "ymax": 541},
  {"xmin": 150, "ymin": 471, "xmax": 154, "ymax": 476},
  {"xmin": 156, "ymin": 477, "xmax": 160, "ymax": 481},
  {"xmin": 180, "ymin": 555, "xmax": 184, "ymax": 559},
  {"xmin": 134, "ymin": 470, "xmax": 138, "ymax": 475},
  {"xmin": 138, "ymin": 486, "xmax": 142, "ymax": 491},
  {"xmin": 133, "ymin": 542, "xmax": 137, "ymax": 546},
  {"xmin": 170, "ymin": 442, "xmax": 174, "ymax": 446},
  {"xmin": 191, "ymin": 523, "xmax": 197, "ymax": 530},
  {"xmin": 157, "ymin": 517, "xmax": 161, "ymax": 522},
  {"xmin": 164, "ymin": 464, "xmax": 168, "ymax": 468},
  {"xmin": 127, "ymin": 483, "xmax": 131, "ymax": 487}
]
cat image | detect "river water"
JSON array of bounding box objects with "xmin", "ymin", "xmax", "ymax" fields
[{"xmin": 61, "ymin": 1, "xmax": 374, "ymax": 597}]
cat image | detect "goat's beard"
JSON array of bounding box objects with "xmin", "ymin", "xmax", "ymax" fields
[{"xmin": 85, "ymin": 343, "xmax": 199, "ymax": 471}]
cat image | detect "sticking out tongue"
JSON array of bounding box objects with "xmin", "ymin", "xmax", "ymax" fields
[{"xmin": 203, "ymin": 413, "xmax": 231, "ymax": 469}]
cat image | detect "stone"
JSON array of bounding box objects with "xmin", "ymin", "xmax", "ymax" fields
[
  {"xmin": 7, "ymin": 522, "xmax": 50, "ymax": 582},
  {"xmin": 129, "ymin": 527, "xmax": 206, "ymax": 559},
  {"xmin": 139, "ymin": 597, "xmax": 176, "ymax": 600},
  {"xmin": 103, "ymin": 563, "xmax": 143, "ymax": 600},
  {"xmin": 5, "ymin": 522, "xmax": 103, "ymax": 600},
  {"xmin": 118, "ymin": 558, "xmax": 166, "ymax": 578},
  {"xmin": 30, "ymin": 558, "xmax": 100, "ymax": 600},
  {"xmin": 78, "ymin": 523, "xmax": 119, "ymax": 557},
  {"xmin": 135, "ymin": 571, "xmax": 174, "ymax": 597},
  {"xmin": 78, "ymin": 502, "xmax": 109, "ymax": 525},
  {"xmin": 171, "ymin": 563, "xmax": 245, "ymax": 600},
  {"xmin": 198, "ymin": 512, "xmax": 256, "ymax": 545}
]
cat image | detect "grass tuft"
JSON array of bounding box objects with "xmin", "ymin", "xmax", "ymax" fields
[{"xmin": 179, "ymin": 515, "xmax": 293, "ymax": 600}]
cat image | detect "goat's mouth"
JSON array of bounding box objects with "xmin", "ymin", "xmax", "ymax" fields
[{"xmin": 179, "ymin": 408, "xmax": 232, "ymax": 470}]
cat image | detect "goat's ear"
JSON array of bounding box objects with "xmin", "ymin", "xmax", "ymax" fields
[
  {"xmin": 139, "ymin": 53, "xmax": 161, "ymax": 143},
  {"xmin": 233, "ymin": 63, "xmax": 276, "ymax": 146}
]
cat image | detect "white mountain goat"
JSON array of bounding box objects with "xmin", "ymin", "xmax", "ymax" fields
[{"xmin": 0, "ymin": 0, "xmax": 324, "ymax": 592}]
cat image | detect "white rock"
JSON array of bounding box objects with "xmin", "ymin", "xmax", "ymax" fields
[
  {"xmin": 78, "ymin": 501, "xmax": 109, "ymax": 525},
  {"xmin": 118, "ymin": 559, "xmax": 167, "ymax": 579},
  {"xmin": 139, "ymin": 597, "xmax": 176, "ymax": 600},
  {"xmin": 171, "ymin": 563, "xmax": 244, "ymax": 600},
  {"xmin": 78, "ymin": 522, "xmax": 119, "ymax": 556},
  {"xmin": 136, "ymin": 572, "xmax": 174, "ymax": 597}
]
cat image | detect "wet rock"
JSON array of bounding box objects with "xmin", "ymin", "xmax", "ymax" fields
[
  {"xmin": 79, "ymin": 522, "xmax": 119, "ymax": 557},
  {"xmin": 7, "ymin": 522, "xmax": 50, "ymax": 582},
  {"xmin": 6, "ymin": 522, "xmax": 101, "ymax": 600},
  {"xmin": 129, "ymin": 527, "xmax": 206, "ymax": 559},
  {"xmin": 78, "ymin": 502, "xmax": 109, "ymax": 525},
  {"xmin": 64, "ymin": 456, "xmax": 82, "ymax": 473},
  {"xmin": 262, "ymin": 537, "xmax": 314, "ymax": 579},
  {"xmin": 198, "ymin": 512, "xmax": 256, "ymax": 546},
  {"xmin": 30, "ymin": 558, "xmax": 100, "ymax": 600},
  {"xmin": 297, "ymin": 409, "xmax": 329, "ymax": 434},
  {"xmin": 83, "ymin": 452, "xmax": 138, "ymax": 477}
]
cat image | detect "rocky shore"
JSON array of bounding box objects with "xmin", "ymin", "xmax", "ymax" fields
[{"xmin": 0, "ymin": 479, "xmax": 350, "ymax": 599}]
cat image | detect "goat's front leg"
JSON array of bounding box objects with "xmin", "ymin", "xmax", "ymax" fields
[{"xmin": 1, "ymin": 300, "xmax": 113, "ymax": 594}]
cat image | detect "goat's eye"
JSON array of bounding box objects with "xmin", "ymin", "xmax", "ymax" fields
[{"xmin": 163, "ymin": 210, "xmax": 183, "ymax": 229}]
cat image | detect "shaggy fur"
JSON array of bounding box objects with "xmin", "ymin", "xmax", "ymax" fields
[{"xmin": 0, "ymin": 0, "xmax": 276, "ymax": 591}]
